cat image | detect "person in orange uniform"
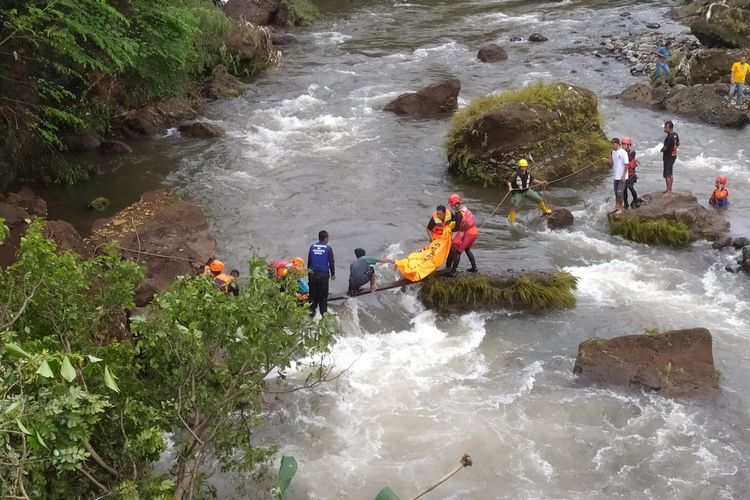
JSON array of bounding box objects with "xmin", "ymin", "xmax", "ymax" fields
[
  {"xmin": 203, "ymin": 259, "xmax": 224, "ymax": 278},
  {"xmin": 446, "ymin": 193, "xmax": 478, "ymax": 273},
  {"xmin": 426, "ymin": 205, "xmax": 454, "ymax": 241},
  {"xmin": 214, "ymin": 269, "xmax": 240, "ymax": 296},
  {"xmin": 709, "ymin": 175, "xmax": 729, "ymax": 207}
]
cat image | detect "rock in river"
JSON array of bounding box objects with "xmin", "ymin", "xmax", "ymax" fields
[
  {"xmin": 477, "ymin": 44, "xmax": 508, "ymax": 63},
  {"xmin": 383, "ymin": 78, "xmax": 461, "ymax": 116},
  {"xmin": 86, "ymin": 190, "xmax": 216, "ymax": 306},
  {"xmin": 607, "ymin": 192, "xmax": 730, "ymax": 246},
  {"xmin": 573, "ymin": 328, "xmax": 720, "ymax": 397},
  {"xmin": 445, "ymin": 81, "xmax": 610, "ymax": 185}
]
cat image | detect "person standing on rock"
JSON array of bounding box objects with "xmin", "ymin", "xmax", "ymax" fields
[
  {"xmin": 661, "ymin": 121, "xmax": 679, "ymax": 197},
  {"xmin": 308, "ymin": 230, "xmax": 335, "ymax": 317},
  {"xmin": 506, "ymin": 159, "xmax": 551, "ymax": 224},
  {"xmin": 652, "ymin": 41, "xmax": 671, "ymax": 83},
  {"xmin": 447, "ymin": 193, "xmax": 478, "ymax": 273},
  {"xmin": 622, "ymin": 137, "xmax": 640, "ymax": 209},
  {"xmin": 727, "ymin": 55, "xmax": 750, "ymax": 108},
  {"xmin": 610, "ymin": 138, "xmax": 629, "ymax": 215}
]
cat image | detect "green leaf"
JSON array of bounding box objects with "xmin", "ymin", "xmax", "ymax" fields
[
  {"xmin": 103, "ymin": 366, "xmax": 120, "ymax": 393},
  {"xmin": 36, "ymin": 430, "xmax": 48, "ymax": 449},
  {"xmin": 375, "ymin": 487, "xmax": 401, "ymax": 500},
  {"xmin": 87, "ymin": 355, "xmax": 103, "ymax": 363},
  {"xmin": 5, "ymin": 343, "xmax": 32, "ymax": 358},
  {"xmin": 276, "ymin": 455, "xmax": 298, "ymax": 496},
  {"xmin": 4, "ymin": 401, "xmax": 21, "ymax": 414},
  {"xmin": 60, "ymin": 356, "xmax": 76, "ymax": 382},
  {"xmin": 16, "ymin": 419, "xmax": 32, "ymax": 435},
  {"xmin": 36, "ymin": 359, "xmax": 55, "ymax": 378}
]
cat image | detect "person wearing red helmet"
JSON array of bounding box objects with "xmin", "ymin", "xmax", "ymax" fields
[
  {"xmin": 709, "ymin": 175, "xmax": 729, "ymax": 207},
  {"xmin": 621, "ymin": 137, "xmax": 641, "ymax": 209},
  {"xmin": 446, "ymin": 193, "xmax": 478, "ymax": 273}
]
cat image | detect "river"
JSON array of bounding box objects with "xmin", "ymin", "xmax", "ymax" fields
[{"xmin": 40, "ymin": 0, "xmax": 750, "ymax": 498}]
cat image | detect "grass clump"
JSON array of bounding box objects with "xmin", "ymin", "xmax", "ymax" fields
[
  {"xmin": 282, "ymin": 0, "xmax": 320, "ymax": 26},
  {"xmin": 609, "ymin": 216, "xmax": 691, "ymax": 246},
  {"xmin": 444, "ymin": 81, "xmax": 609, "ymax": 185},
  {"xmin": 419, "ymin": 271, "xmax": 577, "ymax": 313}
]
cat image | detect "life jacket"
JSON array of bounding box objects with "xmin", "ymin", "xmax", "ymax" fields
[
  {"xmin": 213, "ymin": 273, "xmax": 234, "ymax": 293},
  {"xmin": 626, "ymin": 151, "xmax": 639, "ymax": 177},
  {"xmin": 431, "ymin": 211, "xmax": 453, "ymax": 238},
  {"xmin": 456, "ymin": 206, "xmax": 476, "ymax": 232},
  {"xmin": 710, "ymin": 187, "xmax": 729, "ymax": 206},
  {"xmin": 511, "ymin": 170, "xmax": 532, "ymax": 191}
]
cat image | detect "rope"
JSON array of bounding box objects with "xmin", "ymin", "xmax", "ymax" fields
[
  {"xmin": 477, "ymin": 157, "xmax": 607, "ymax": 229},
  {"xmin": 117, "ymin": 246, "xmax": 196, "ymax": 263}
]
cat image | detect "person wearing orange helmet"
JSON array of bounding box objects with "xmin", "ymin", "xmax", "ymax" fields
[
  {"xmin": 200, "ymin": 258, "xmax": 224, "ymax": 277},
  {"xmin": 446, "ymin": 193, "xmax": 478, "ymax": 273},
  {"xmin": 621, "ymin": 137, "xmax": 641, "ymax": 209},
  {"xmin": 214, "ymin": 269, "xmax": 240, "ymax": 296},
  {"xmin": 709, "ymin": 175, "xmax": 729, "ymax": 207}
]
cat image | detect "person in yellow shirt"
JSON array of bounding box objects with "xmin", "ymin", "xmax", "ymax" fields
[{"xmin": 727, "ymin": 55, "xmax": 750, "ymax": 108}]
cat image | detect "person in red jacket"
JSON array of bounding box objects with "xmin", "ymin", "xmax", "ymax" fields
[
  {"xmin": 446, "ymin": 193, "xmax": 478, "ymax": 273},
  {"xmin": 709, "ymin": 175, "xmax": 729, "ymax": 207},
  {"xmin": 622, "ymin": 137, "xmax": 641, "ymax": 209}
]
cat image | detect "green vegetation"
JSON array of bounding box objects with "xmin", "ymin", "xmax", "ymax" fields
[
  {"xmin": 0, "ymin": 0, "xmax": 290, "ymax": 185},
  {"xmin": 419, "ymin": 271, "xmax": 577, "ymax": 313},
  {"xmin": 0, "ymin": 219, "xmax": 334, "ymax": 498},
  {"xmin": 444, "ymin": 81, "xmax": 611, "ymax": 185},
  {"xmin": 608, "ymin": 216, "xmax": 691, "ymax": 246},
  {"xmin": 283, "ymin": 0, "xmax": 320, "ymax": 26}
]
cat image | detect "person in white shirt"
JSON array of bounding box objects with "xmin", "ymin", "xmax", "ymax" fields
[{"xmin": 610, "ymin": 137, "xmax": 629, "ymax": 215}]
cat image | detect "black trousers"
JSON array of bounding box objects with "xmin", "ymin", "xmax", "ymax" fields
[
  {"xmin": 624, "ymin": 174, "xmax": 638, "ymax": 206},
  {"xmin": 309, "ymin": 271, "xmax": 330, "ymax": 316},
  {"xmin": 447, "ymin": 247, "xmax": 477, "ymax": 270}
]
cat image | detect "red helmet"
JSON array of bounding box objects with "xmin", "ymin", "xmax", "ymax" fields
[
  {"xmin": 448, "ymin": 193, "xmax": 462, "ymax": 206},
  {"xmin": 716, "ymin": 175, "xmax": 727, "ymax": 186},
  {"xmin": 622, "ymin": 137, "xmax": 632, "ymax": 145}
]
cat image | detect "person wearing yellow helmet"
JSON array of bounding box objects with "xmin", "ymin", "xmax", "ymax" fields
[{"xmin": 506, "ymin": 158, "xmax": 551, "ymax": 224}]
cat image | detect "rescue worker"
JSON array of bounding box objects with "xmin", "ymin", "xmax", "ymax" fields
[
  {"xmin": 426, "ymin": 205, "xmax": 454, "ymax": 241},
  {"xmin": 204, "ymin": 259, "xmax": 224, "ymax": 278},
  {"xmin": 271, "ymin": 258, "xmax": 309, "ymax": 301},
  {"xmin": 506, "ymin": 159, "xmax": 551, "ymax": 224},
  {"xmin": 446, "ymin": 193, "xmax": 478, "ymax": 273},
  {"xmin": 348, "ymin": 248, "xmax": 395, "ymax": 296},
  {"xmin": 709, "ymin": 175, "xmax": 729, "ymax": 207},
  {"xmin": 308, "ymin": 230, "xmax": 335, "ymax": 317},
  {"xmin": 622, "ymin": 137, "xmax": 641, "ymax": 209},
  {"xmin": 214, "ymin": 269, "xmax": 240, "ymax": 296}
]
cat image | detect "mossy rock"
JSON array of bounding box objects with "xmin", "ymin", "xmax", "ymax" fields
[
  {"xmin": 444, "ymin": 81, "xmax": 610, "ymax": 186},
  {"xmin": 87, "ymin": 197, "xmax": 110, "ymax": 212},
  {"xmin": 690, "ymin": 3, "xmax": 750, "ymax": 48},
  {"xmin": 418, "ymin": 271, "xmax": 577, "ymax": 313},
  {"xmin": 607, "ymin": 192, "xmax": 730, "ymax": 246},
  {"xmin": 280, "ymin": 0, "xmax": 319, "ymax": 26}
]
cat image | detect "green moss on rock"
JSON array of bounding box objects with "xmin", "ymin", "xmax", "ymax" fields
[
  {"xmin": 444, "ymin": 81, "xmax": 610, "ymax": 186},
  {"xmin": 608, "ymin": 216, "xmax": 691, "ymax": 247},
  {"xmin": 282, "ymin": 0, "xmax": 319, "ymax": 26},
  {"xmin": 419, "ymin": 271, "xmax": 577, "ymax": 313}
]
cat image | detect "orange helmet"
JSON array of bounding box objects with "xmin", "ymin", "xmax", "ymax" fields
[
  {"xmin": 209, "ymin": 260, "xmax": 225, "ymax": 273},
  {"xmin": 622, "ymin": 137, "xmax": 632, "ymax": 145},
  {"xmin": 271, "ymin": 260, "xmax": 289, "ymax": 278},
  {"xmin": 291, "ymin": 257, "xmax": 305, "ymax": 270}
]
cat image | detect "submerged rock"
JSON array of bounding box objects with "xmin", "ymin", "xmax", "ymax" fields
[
  {"xmin": 383, "ymin": 78, "xmax": 461, "ymax": 116},
  {"xmin": 87, "ymin": 197, "xmax": 110, "ymax": 212},
  {"xmin": 445, "ymin": 81, "xmax": 610, "ymax": 185},
  {"xmin": 607, "ymin": 192, "xmax": 730, "ymax": 246},
  {"xmin": 573, "ymin": 328, "xmax": 720, "ymax": 397},
  {"xmin": 546, "ymin": 209, "xmax": 574, "ymax": 230},
  {"xmin": 178, "ymin": 122, "xmax": 226, "ymax": 138},
  {"xmin": 100, "ymin": 139, "xmax": 133, "ymax": 154},
  {"xmin": 114, "ymin": 101, "xmax": 202, "ymax": 138},
  {"xmin": 63, "ymin": 133, "xmax": 101, "ymax": 153},
  {"xmin": 418, "ymin": 271, "xmax": 577, "ymax": 313},
  {"xmin": 477, "ymin": 45, "xmax": 508, "ymax": 63},
  {"xmin": 86, "ymin": 190, "xmax": 216, "ymax": 306},
  {"xmin": 528, "ymin": 33, "xmax": 548, "ymax": 42}
]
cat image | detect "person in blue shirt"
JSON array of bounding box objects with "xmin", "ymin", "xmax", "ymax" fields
[
  {"xmin": 653, "ymin": 41, "xmax": 671, "ymax": 82},
  {"xmin": 307, "ymin": 230, "xmax": 335, "ymax": 317}
]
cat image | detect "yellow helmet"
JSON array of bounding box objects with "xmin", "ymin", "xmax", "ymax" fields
[{"xmin": 518, "ymin": 159, "xmax": 529, "ymax": 168}]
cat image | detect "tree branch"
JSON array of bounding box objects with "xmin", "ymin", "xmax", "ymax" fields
[
  {"xmin": 83, "ymin": 441, "xmax": 120, "ymax": 478},
  {"xmin": 79, "ymin": 468, "xmax": 109, "ymax": 493}
]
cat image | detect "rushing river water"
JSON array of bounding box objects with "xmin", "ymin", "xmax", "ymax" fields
[{"xmin": 41, "ymin": 0, "xmax": 750, "ymax": 497}]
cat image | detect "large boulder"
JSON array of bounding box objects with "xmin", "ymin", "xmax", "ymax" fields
[
  {"xmin": 664, "ymin": 83, "xmax": 748, "ymax": 128},
  {"xmin": 573, "ymin": 328, "xmax": 720, "ymax": 397},
  {"xmin": 690, "ymin": 3, "xmax": 750, "ymax": 48},
  {"xmin": 681, "ymin": 48, "xmax": 747, "ymax": 85},
  {"xmin": 43, "ymin": 221, "xmax": 89, "ymax": 258},
  {"xmin": 114, "ymin": 100, "xmax": 203, "ymax": 138},
  {"xmin": 178, "ymin": 122, "xmax": 226, "ymax": 138},
  {"xmin": 546, "ymin": 209, "xmax": 574, "ymax": 230},
  {"xmin": 419, "ymin": 271, "xmax": 577, "ymax": 313},
  {"xmin": 4, "ymin": 186, "xmax": 47, "ymax": 216},
  {"xmin": 62, "ymin": 133, "xmax": 101, "ymax": 153},
  {"xmin": 204, "ymin": 65, "xmax": 244, "ymax": 99},
  {"xmin": 86, "ymin": 190, "xmax": 216, "ymax": 306},
  {"xmin": 445, "ymin": 81, "xmax": 611, "ymax": 185},
  {"xmin": 619, "ymin": 83, "xmax": 748, "ymax": 128},
  {"xmin": 383, "ymin": 78, "xmax": 461, "ymax": 117},
  {"xmin": 222, "ymin": 0, "xmax": 317, "ymax": 27},
  {"xmin": 607, "ymin": 192, "xmax": 730, "ymax": 246},
  {"xmin": 477, "ymin": 45, "xmax": 508, "ymax": 63},
  {"xmin": 224, "ymin": 23, "xmax": 277, "ymax": 76}
]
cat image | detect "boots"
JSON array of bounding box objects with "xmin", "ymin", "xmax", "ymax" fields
[
  {"xmin": 539, "ymin": 200, "xmax": 552, "ymax": 215},
  {"xmin": 507, "ymin": 209, "xmax": 517, "ymax": 224}
]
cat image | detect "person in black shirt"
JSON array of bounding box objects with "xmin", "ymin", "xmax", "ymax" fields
[{"xmin": 661, "ymin": 120, "xmax": 679, "ymax": 196}]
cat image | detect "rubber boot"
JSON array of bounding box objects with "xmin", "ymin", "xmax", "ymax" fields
[
  {"xmin": 507, "ymin": 209, "xmax": 517, "ymax": 224},
  {"xmin": 539, "ymin": 200, "xmax": 552, "ymax": 215}
]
